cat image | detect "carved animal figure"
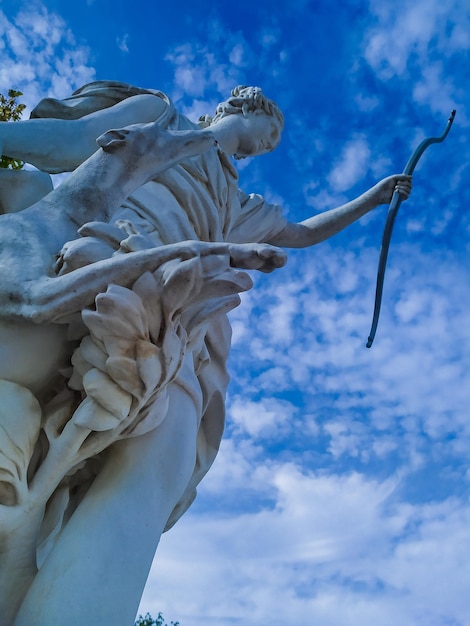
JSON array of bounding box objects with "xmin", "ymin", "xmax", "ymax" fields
[{"xmin": 0, "ymin": 121, "xmax": 285, "ymax": 394}]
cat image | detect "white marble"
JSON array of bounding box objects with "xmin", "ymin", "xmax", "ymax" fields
[{"xmin": 0, "ymin": 82, "xmax": 411, "ymax": 625}]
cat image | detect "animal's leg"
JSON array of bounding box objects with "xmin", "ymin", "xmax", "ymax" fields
[
  {"xmin": 20, "ymin": 241, "xmax": 229, "ymax": 323},
  {"xmin": 13, "ymin": 241, "xmax": 286, "ymax": 324},
  {"xmin": 227, "ymin": 242, "xmax": 287, "ymax": 273}
]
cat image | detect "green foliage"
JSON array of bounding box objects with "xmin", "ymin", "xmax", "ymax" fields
[
  {"xmin": 135, "ymin": 612, "xmax": 180, "ymax": 626},
  {"xmin": 0, "ymin": 89, "xmax": 26, "ymax": 170}
]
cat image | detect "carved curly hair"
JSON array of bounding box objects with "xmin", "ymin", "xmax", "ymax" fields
[{"xmin": 199, "ymin": 85, "xmax": 284, "ymax": 132}]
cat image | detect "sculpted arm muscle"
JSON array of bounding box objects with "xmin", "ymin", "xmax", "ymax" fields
[{"xmin": 268, "ymin": 194, "xmax": 378, "ymax": 248}]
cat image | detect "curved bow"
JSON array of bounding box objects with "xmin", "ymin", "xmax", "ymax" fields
[{"xmin": 366, "ymin": 109, "xmax": 456, "ymax": 348}]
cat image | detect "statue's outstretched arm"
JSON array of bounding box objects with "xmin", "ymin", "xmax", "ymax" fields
[
  {"xmin": 0, "ymin": 94, "xmax": 167, "ymax": 173},
  {"xmin": 268, "ymin": 174, "xmax": 412, "ymax": 249}
]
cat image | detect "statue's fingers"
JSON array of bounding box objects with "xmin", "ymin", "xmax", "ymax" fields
[{"xmin": 119, "ymin": 234, "xmax": 153, "ymax": 252}]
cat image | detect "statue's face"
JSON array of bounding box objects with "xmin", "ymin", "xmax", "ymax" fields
[
  {"xmin": 212, "ymin": 110, "xmax": 282, "ymax": 158},
  {"xmin": 232, "ymin": 112, "xmax": 282, "ymax": 159}
]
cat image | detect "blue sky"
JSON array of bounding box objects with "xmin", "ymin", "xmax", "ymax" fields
[{"xmin": 1, "ymin": 1, "xmax": 469, "ymax": 624}]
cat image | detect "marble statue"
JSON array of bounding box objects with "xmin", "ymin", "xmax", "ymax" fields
[{"xmin": 0, "ymin": 81, "xmax": 412, "ymax": 625}]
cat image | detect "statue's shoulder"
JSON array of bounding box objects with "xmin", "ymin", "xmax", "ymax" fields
[{"xmin": 30, "ymin": 81, "xmax": 173, "ymax": 122}]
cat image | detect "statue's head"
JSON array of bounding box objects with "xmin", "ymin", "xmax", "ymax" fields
[{"xmin": 200, "ymin": 85, "xmax": 284, "ymax": 159}]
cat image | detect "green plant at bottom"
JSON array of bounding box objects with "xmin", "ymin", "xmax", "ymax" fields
[
  {"xmin": 135, "ymin": 611, "xmax": 180, "ymax": 626},
  {"xmin": 0, "ymin": 88, "xmax": 26, "ymax": 170}
]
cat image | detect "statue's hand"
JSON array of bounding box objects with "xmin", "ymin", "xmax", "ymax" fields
[
  {"xmin": 370, "ymin": 174, "xmax": 412, "ymax": 205},
  {"xmin": 228, "ymin": 243, "xmax": 287, "ymax": 273}
]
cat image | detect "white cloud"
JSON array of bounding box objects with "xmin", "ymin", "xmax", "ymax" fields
[
  {"xmin": 228, "ymin": 396, "xmax": 297, "ymax": 439},
  {"xmin": 229, "ymin": 43, "xmax": 247, "ymax": 67},
  {"xmin": 163, "ymin": 18, "xmax": 290, "ymax": 123},
  {"xmin": 354, "ymin": 92, "xmax": 380, "ymax": 112},
  {"xmin": 327, "ymin": 135, "xmax": 371, "ymax": 192},
  {"xmin": 412, "ymin": 63, "xmax": 457, "ymax": 116},
  {"xmin": 261, "ymin": 28, "xmax": 280, "ymax": 49},
  {"xmin": 225, "ymin": 240, "xmax": 470, "ymax": 471},
  {"xmin": 363, "ymin": 0, "xmax": 470, "ymax": 120},
  {"xmin": 0, "ymin": 5, "xmax": 95, "ymax": 113},
  {"xmin": 324, "ymin": 418, "xmax": 366, "ymax": 459},
  {"xmin": 164, "ymin": 37, "xmax": 250, "ymax": 117},
  {"xmin": 140, "ymin": 465, "xmax": 470, "ymax": 625},
  {"xmin": 117, "ymin": 33, "xmax": 129, "ymax": 54}
]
